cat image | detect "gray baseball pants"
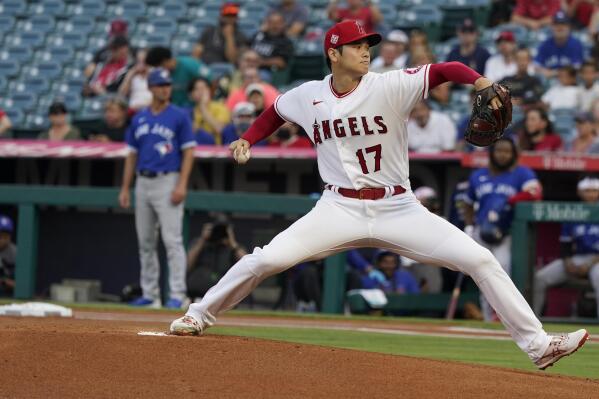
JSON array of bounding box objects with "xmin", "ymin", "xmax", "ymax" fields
[
  {"xmin": 533, "ymin": 254, "xmax": 599, "ymax": 317},
  {"xmin": 135, "ymin": 173, "xmax": 186, "ymax": 301}
]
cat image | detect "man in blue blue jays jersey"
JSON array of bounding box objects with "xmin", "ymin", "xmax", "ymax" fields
[
  {"xmin": 463, "ymin": 138, "xmax": 542, "ymax": 320},
  {"xmin": 119, "ymin": 68, "xmax": 196, "ymax": 309},
  {"xmin": 534, "ymin": 177, "xmax": 599, "ymax": 318}
]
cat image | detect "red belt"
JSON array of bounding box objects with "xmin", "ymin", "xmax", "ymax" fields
[{"xmin": 326, "ymin": 184, "xmax": 406, "ymax": 200}]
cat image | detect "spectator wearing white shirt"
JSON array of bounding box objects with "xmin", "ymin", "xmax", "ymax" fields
[
  {"xmin": 542, "ymin": 65, "xmax": 580, "ymax": 110},
  {"xmin": 371, "ymin": 41, "xmax": 401, "ymax": 73},
  {"xmin": 118, "ymin": 49, "xmax": 152, "ymax": 110},
  {"xmin": 408, "ymin": 100, "xmax": 457, "ymax": 153},
  {"xmin": 484, "ymin": 31, "xmax": 518, "ymax": 82},
  {"xmin": 371, "ymin": 30, "xmax": 408, "ymax": 70},
  {"xmin": 579, "ymin": 62, "xmax": 599, "ymax": 113}
]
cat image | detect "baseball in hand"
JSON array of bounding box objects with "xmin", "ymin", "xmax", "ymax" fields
[{"xmin": 235, "ymin": 147, "xmax": 251, "ymax": 164}]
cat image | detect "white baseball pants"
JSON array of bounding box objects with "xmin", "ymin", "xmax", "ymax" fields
[
  {"xmin": 186, "ymin": 190, "xmax": 550, "ymax": 361},
  {"xmin": 474, "ymin": 229, "xmax": 512, "ymax": 321}
]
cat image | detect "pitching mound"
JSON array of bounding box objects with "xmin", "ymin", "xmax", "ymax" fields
[{"xmin": 0, "ymin": 316, "xmax": 596, "ymax": 398}]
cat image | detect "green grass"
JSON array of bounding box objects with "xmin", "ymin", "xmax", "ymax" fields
[{"xmin": 211, "ymin": 325, "xmax": 599, "ymax": 379}]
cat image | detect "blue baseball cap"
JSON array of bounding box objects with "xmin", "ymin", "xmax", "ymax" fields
[
  {"xmin": 0, "ymin": 215, "xmax": 13, "ymax": 234},
  {"xmin": 553, "ymin": 11, "xmax": 570, "ymax": 24},
  {"xmin": 147, "ymin": 68, "xmax": 172, "ymax": 86}
]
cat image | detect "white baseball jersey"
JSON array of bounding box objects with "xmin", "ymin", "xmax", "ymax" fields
[{"xmin": 274, "ymin": 65, "xmax": 431, "ymax": 190}]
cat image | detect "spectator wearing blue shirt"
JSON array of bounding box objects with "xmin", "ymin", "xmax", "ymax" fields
[
  {"xmin": 119, "ymin": 68, "xmax": 196, "ymax": 309},
  {"xmin": 534, "ymin": 11, "xmax": 585, "ymax": 78},
  {"xmin": 350, "ymin": 250, "xmax": 420, "ymax": 294},
  {"xmin": 534, "ymin": 176, "xmax": 599, "ymax": 318},
  {"xmin": 445, "ymin": 19, "xmax": 490, "ymax": 74}
]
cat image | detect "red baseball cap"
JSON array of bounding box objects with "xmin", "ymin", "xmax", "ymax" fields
[
  {"xmin": 324, "ymin": 20, "xmax": 382, "ymax": 54},
  {"xmin": 496, "ymin": 31, "xmax": 515, "ymax": 43},
  {"xmin": 109, "ymin": 19, "xmax": 128, "ymax": 37},
  {"xmin": 221, "ymin": 2, "xmax": 240, "ymax": 17}
]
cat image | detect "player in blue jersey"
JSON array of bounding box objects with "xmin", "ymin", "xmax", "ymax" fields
[
  {"xmin": 534, "ymin": 177, "xmax": 599, "ymax": 318},
  {"xmin": 119, "ymin": 68, "xmax": 196, "ymax": 309},
  {"xmin": 463, "ymin": 138, "xmax": 542, "ymax": 320}
]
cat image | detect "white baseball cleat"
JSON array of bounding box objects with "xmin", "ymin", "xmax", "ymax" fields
[
  {"xmin": 534, "ymin": 329, "xmax": 589, "ymax": 370},
  {"xmin": 169, "ymin": 315, "xmax": 205, "ymax": 336}
]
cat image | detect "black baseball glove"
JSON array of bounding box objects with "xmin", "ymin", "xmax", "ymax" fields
[{"xmin": 464, "ymin": 83, "xmax": 512, "ymax": 147}]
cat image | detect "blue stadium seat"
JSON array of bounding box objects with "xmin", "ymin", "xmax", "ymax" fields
[
  {"xmin": 177, "ymin": 23, "xmax": 202, "ymax": 39},
  {"xmin": 10, "ymin": 77, "xmax": 50, "ymax": 95},
  {"xmin": 26, "ymin": 62, "xmax": 63, "ymax": 80},
  {"xmin": 0, "ymin": 0, "xmax": 26, "ymax": 16},
  {"xmin": 210, "ymin": 62, "xmax": 235, "ymax": 79},
  {"xmin": 60, "ymin": 16, "xmax": 96, "ymax": 36},
  {"xmin": 6, "ymin": 93, "xmax": 37, "ymax": 112},
  {"xmin": 377, "ymin": 4, "xmax": 398, "ymax": 21},
  {"xmin": 79, "ymin": 97, "xmax": 106, "ymax": 119},
  {"xmin": 69, "ymin": 0, "xmax": 106, "ymax": 18},
  {"xmin": 551, "ymin": 108, "xmax": 576, "ymax": 140},
  {"xmin": 238, "ymin": 20, "xmax": 260, "ymax": 39},
  {"xmin": 172, "ymin": 38, "xmax": 194, "ymax": 56},
  {"xmin": 88, "ymin": 37, "xmax": 109, "ymax": 53},
  {"xmin": 37, "ymin": 46, "xmax": 75, "ymax": 64},
  {"xmin": 239, "ymin": 3, "xmax": 269, "ymax": 21},
  {"xmin": 62, "ymin": 93, "xmax": 83, "ymax": 113},
  {"xmin": 149, "ymin": 2, "xmax": 188, "ymax": 18},
  {"xmin": 72, "ymin": 51, "xmax": 94, "ymax": 69},
  {"xmin": 139, "ymin": 18, "xmax": 178, "ymax": 36},
  {"xmin": 0, "ymin": 76, "xmax": 6, "ymax": 93},
  {"xmin": 19, "ymin": 15, "xmax": 56, "ymax": 34},
  {"xmin": 0, "ymin": 45, "xmax": 33, "ymax": 63},
  {"xmin": 0, "ymin": 15, "xmax": 16, "ymax": 34},
  {"xmin": 0, "ymin": 60, "xmax": 19, "ymax": 78},
  {"xmin": 47, "ymin": 32, "xmax": 88, "ymax": 50},
  {"xmin": 490, "ymin": 23, "xmax": 529, "ymax": 45},
  {"xmin": 23, "ymin": 113, "xmax": 50, "ymax": 131},
  {"xmin": 190, "ymin": 1, "xmax": 221, "ymax": 19},
  {"xmin": 5, "ymin": 31, "xmax": 46, "ymax": 48},
  {"xmin": 62, "ymin": 67, "xmax": 85, "ymax": 80},
  {"xmin": 29, "ymin": 0, "xmax": 66, "ymax": 16},
  {"xmin": 133, "ymin": 34, "xmax": 172, "ymax": 49},
  {"xmin": 112, "ymin": 1, "xmax": 147, "ymax": 19}
]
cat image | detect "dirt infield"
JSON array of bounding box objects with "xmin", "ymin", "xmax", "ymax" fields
[{"xmin": 1, "ymin": 314, "xmax": 597, "ymax": 399}]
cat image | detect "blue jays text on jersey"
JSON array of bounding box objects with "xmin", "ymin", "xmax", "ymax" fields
[
  {"xmin": 561, "ymin": 222, "xmax": 599, "ymax": 255},
  {"xmin": 126, "ymin": 104, "xmax": 196, "ymax": 173}
]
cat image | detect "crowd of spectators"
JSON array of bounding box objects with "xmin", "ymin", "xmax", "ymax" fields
[{"xmin": 2, "ymin": 1, "xmax": 599, "ymax": 155}]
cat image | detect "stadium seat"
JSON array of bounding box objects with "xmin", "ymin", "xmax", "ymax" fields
[
  {"xmin": 0, "ymin": 0, "xmax": 26, "ymax": 16},
  {"xmin": 69, "ymin": 0, "xmax": 106, "ymax": 18},
  {"xmin": 19, "ymin": 15, "xmax": 56, "ymax": 34},
  {"xmin": 47, "ymin": 32, "xmax": 88, "ymax": 50},
  {"xmin": 490, "ymin": 23, "xmax": 529, "ymax": 45},
  {"xmin": 0, "ymin": 45, "xmax": 33, "ymax": 63},
  {"xmin": 132, "ymin": 34, "xmax": 172, "ymax": 49},
  {"xmin": 238, "ymin": 20, "xmax": 260, "ymax": 39},
  {"xmin": 210, "ymin": 62, "xmax": 235, "ymax": 79},
  {"xmin": 37, "ymin": 46, "xmax": 75, "ymax": 64},
  {"xmin": 172, "ymin": 39, "xmax": 194, "ymax": 56},
  {"xmin": 79, "ymin": 97, "xmax": 106, "ymax": 119},
  {"xmin": 60, "ymin": 16, "xmax": 96, "ymax": 35},
  {"xmin": 26, "ymin": 62, "xmax": 63, "ymax": 80},
  {"xmin": 112, "ymin": 1, "xmax": 147, "ymax": 19},
  {"xmin": 23, "ymin": 113, "xmax": 50, "ymax": 131},
  {"xmin": 10, "ymin": 77, "xmax": 51, "ymax": 95},
  {"xmin": 62, "ymin": 67, "xmax": 85, "ymax": 80},
  {"xmin": 395, "ymin": 5, "xmax": 443, "ymax": 42},
  {"xmin": 6, "ymin": 93, "xmax": 37, "ymax": 112},
  {"xmin": 0, "ymin": 60, "xmax": 19, "ymax": 78},
  {"xmin": 288, "ymin": 55, "xmax": 326, "ymax": 83},
  {"xmin": 0, "ymin": 76, "xmax": 6, "ymax": 93},
  {"xmin": 551, "ymin": 108, "xmax": 576, "ymax": 140},
  {"xmin": 441, "ymin": 0, "xmax": 491, "ymax": 40},
  {"xmin": 190, "ymin": 1, "xmax": 221, "ymax": 19},
  {"xmin": 88, "ymin": 37, "xmax": 109, "ymax": 53},
  {"xmin": 5, "ymin": 31, "xmax": 46, "ymax": 48},
  {"xmin": 29, "ymin": 0, "xmax": 66, "ymax": 16},
  {"xmin": 72, "ymin": 51, "xmax": 94, "ymax": 69},
  {"xmin": 149, "ymin": 2, "xmax": 187, "ymax": 18},
  {"xmin": 0, "ymin": 15, "xmax": 16, "ymax": 34},
  {"xmin": 138, "ymin": 18, "xmax": 178, "ymax": 36}
]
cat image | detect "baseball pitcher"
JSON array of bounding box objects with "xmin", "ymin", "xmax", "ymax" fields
[{"xmin": 170, "ymin": 21, "xmax": 587, "ymax": 370}]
